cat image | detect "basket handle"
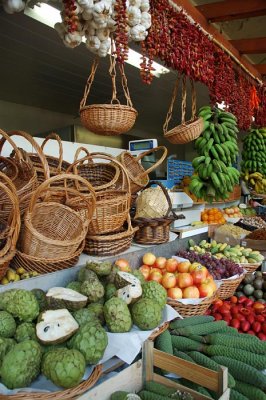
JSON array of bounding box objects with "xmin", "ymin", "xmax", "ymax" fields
[
  {"xmin": 73, "ymin": 147, "xmax": 92, "ymax": 164},
  {"xmin": 135, "ymin": 146, "xmax": 168, "ymax": 178},
  {"xmin": 0, "ymin": 128, "xmax": 24, "ymax": 163},
  {"xmin": 80, "ymin": 58, "xmax": 99, "ymax": 110},
  {"xmin": 0, "ymin": 156, "xmax": 19, "ymax": 182},
  {"xmin": 163, "ymin": 74, "xmax": 181, "ymax": 134},
  {"xmin": 5, "ymin": 130, "xmax": 50, "ymax": 180},
  {"xmin": 143, "ymin": 180, "xmax": 173, "ymax": 217},
  {"xmin": 27, "ymin": 173, "xmax": 96, "ymax": 215},
  {"xmin": 41, "ymin": 133, "xmax": 64, "ymax": 173}
]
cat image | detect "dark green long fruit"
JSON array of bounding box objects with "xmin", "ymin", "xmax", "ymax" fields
[
  {"xmin": 169, "ymin": 316, "xmax": 214, "ymax": 329},
  {"xmin": 155, "ymin": 330, "xmax": 173, "ymax": 375},
  {"xmin": 204, "ymin": 333, "xmax": 266, "ymax": 355},
  {"xmin": 138, "ymin": 390, "xmax": 170, "ymax": 400},
  {"xmin": 171, "ymin": 336, "xmax": 200, "ymax": 352},
  {"xmin": 235, "ymin": 380, "xmax": 266, "ymax": 400},
  {"xmin": 230, "ymin": 389, "xmax": 249, "ymax": 400},
  {"xmin": 144, "ymin": 381, "xmax": 177, "ymax": 397},
  {"xmin": 171, "ymin": 321, "xmax": 227, "ymax": 337},
  {"xmin": 179, "ymin": 379, "xmax": 214, "ymax": 399},
  {"xmin": 187, "ymin": 352, "xmax": 235, "ymax": 388},
  {"xmin": 211, "ymin": 356, "xmax": 266, "ymax": 391},
  {"xmin": 203, "ymin": 345, "xmax": 266, "ymax": 370},
  {"xmin": 173, "ymin": 350, "xmax": 196, "ymax": 363},
  {"xmin": 111, "ymin": 391, "xmax": 131, "ymax": 400}
]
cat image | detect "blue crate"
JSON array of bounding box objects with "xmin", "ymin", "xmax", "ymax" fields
[
  {"xmin": 255, "ymin": 205, "xmax": 266, "ymax": 216},
  {"xmin": 167, "ymin": 159, "xmax": 194, "ymax": 184}
]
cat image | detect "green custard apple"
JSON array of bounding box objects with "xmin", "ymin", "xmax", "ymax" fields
[
  {"xmin": 0, "ymin": 311, "xmax": 16, "ymax": 338},
  {"xmin": 104, "ymin": 297, "xmax": 132, "ymax": 333},
  {"xmin": 141, "ymin": 281, "xmax": 167, "ymax": 309},
  {"xmin": 15, "ymin": 322, "xmax": 37, "ymax": 342},
  {"xmin": 0, "ymin": 289, "xmax": 39, "ymax": 322},
  {"xmin": 131, "ymin": 298, "xmax": 162, "ymax": 330}
]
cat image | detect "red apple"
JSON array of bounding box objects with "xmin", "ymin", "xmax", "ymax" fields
[
  {"xmin": 149, "ymin": 267, "xmax": 162, "ymax": 274},
  {"xmin": 177, "ymin": 273, "xmax": 193, "ymax": 289},
  {"xmin": 177, "ymin": 261, "xmax": 191, "ymax": 273},
  {"xmin": 189, "ymin": 262, "xmax": 203, "ymax": 273},
  {"xmin": 183, "ymin": 286, "xmax": 200, "ymax": 299},
  {"xmin": 115, "ymin": 258, "xmax": 131, "ymax": 272},
  {"xmin": 168, "ymin": 287, "xmax": 182, "ymax": 299},
  {"xmin": 155, "ymin": 257, "xmax": 167, "ymax": 269},
  {"xmin": 191, "ymin": 269, "xmax": 207, "ymax": 285},
  {"xmin": 161, "ymin": 272, "xmax": 176, "ymax": 289},
  {"xmin": 165, "ymin": 258, "xmax": 178, "ymax": 273},
  {"xmin": 139, "ymin": 265, "xmax": 150, "ymax": 280},
  {"xmin": 143, "ymin": 253, "xmax": 156, "ymax": 266},
  {"xmin": 198, "ymin": 281, "xmax": 215, "ymax": 298},
  {"xmin": 149, "ymin": 271, "xmax": 163, "ymax": 283}
]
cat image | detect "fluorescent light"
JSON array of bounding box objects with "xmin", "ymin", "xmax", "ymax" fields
[
  {"xmin": 24, "ymin": 3, "xmax": 170, "ymax": 77},
  {"xmin": 217, "ymin": 101, "xmax": 226, "ymax": 110}
]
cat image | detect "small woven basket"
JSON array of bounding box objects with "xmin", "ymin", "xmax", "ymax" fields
[
  {"xmin": 0, "ymin": 365, "xmax": 102, "ymax": 400},
  {"xmin": 117, "ymin": 146, "xmax": 168, "ymax": 194},
  {"xmin": 133, "ymin": 181, "xmax": 185, "ymax": 245},
  {"xmin": 80, "ymin": 57, "xmax": 137, "ymax": 136},
  {"xmin": 84, "ymin": 215, "xmax": 138, "ymax": 256},
  {"xmin": 217, "ymin": 274, "xmax": 245, "ymax": 300},
  {"xmin": 148, "ymin": 322, "xmax": 170, "ymax": 341},
  {"xmin": 239, "ymin": 262, "xmax": 261, "ymax": 273},
  {"xmin": 20, "ymin": 174, "xmax": 96, "ymax": 259},
  {"xmin": 29, "ymin": 133, "xmax": 70, "ymax": 184},
  {"xmin": 167, "ymin": 291, "xmax": 218, "ymax": 318},
  {"xmin": 163, "ymin": 75, "xmax": 204, "ymax": 144}
]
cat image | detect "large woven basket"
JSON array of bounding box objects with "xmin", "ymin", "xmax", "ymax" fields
[
  {"xmin": 167, "ymin": 291, "xmax": 218, "ymax": 318},
  {"xmin": 239, "ymin": 262, "xmax": 261, "ymax": 273},
  {"xmin": 68, "ymin": 152, "xmax": 131, "ymax": 235},
  {"xmin": 0, "ymin": 156, "xmax": 18, "ymax": 182},
  {"xmin": 80, "ymin": 57, "xmax": 137, "ymax": 136},
  {"xmin": 84, "ymin": 215, "xmax": 138, "ymax": 256},
  {"xmin": 117, "ymin": 146, "xmax": 167, "ymax": 194},
  {"xmin": 20, "ymin": 174, "xmax": 96, "ymax": 259},
  {"xmin": 217, "ymin": 274, "xmax": 246, "ymax": 300},
  {"xmin": 0, "ymin": 173, "xmax": 21, "ymax": 279},
  {"xmin": 29, "ymin": 132, "xmax": 70, "ymax": 184},
  {"xmin": 0, "ymin": 365, "xmax": 102, "ymax": 400},
  {"xmin": 0, "ymin": 129, "xmax": 39, "ymax": 215},
  {"xmin": 163, "ymin": 75, "xmax": 204, "ymax": 144},
  {"xmin": 133, "ymin": 181, "xmax": 185, "ymax": 245}
]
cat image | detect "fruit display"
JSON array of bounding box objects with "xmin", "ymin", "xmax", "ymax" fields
[
  {"xmin": 240, "ymin": 206, "xmax": 257, "ymax": 217},
  {"xmin": 235, "ymin": 271, "xmax": 266, "ymax": 303},
  {"xmin": 246, "ymin": 228, "xmax": 266, "ymax": 240},
  {"xmin": 0, "ymin": 258, "xmax": 170, "ymax": 390},
  {"xmin": 190, "ymin": 106, "xmax": 240, "ymax": 202},
  {"xmin": 0, "ymin": 267, "xmax": 39, "ymax": 285},
  {"xmin": 173, "ymin": 176, "xmax": 200, "ymax": 202},
  {"xmin": 241, "ymin": 128, "xmax": 266, "ymax": 193},
  {"xmin": 213, "ymin": 223, "xmax": 250, "ymax": 240},
  {"xmin": 177, "ymin": 249, "xmax": 244, "ymax": 280},
  {"xmin": 201, "ymin": 208, "xmax": 226, "ymax": 224},
  {"xmin": 223, "ymin": 206, "xmax": 242, "ymax": 219},
  {"xmin": 154, "ymin": 316, "xmax": 266, "ymax": 399},
  {"xmin": 138, "ymin": 253, "xmax": 217, "ymax": 299},
  {"xmin": 188, "ymin": 239, "xmax": 264, "ymax": 264},
  {"xmin": 208, "ymin": 297, "xmax": 266, "ymax": 340}
]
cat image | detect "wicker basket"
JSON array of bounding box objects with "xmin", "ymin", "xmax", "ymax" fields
[
  {"xmin": 0, "ymin": 173, "xmax": 21, "ymax": 279},
  {"xmin": 148, "ymin": 322, "xmax": 170, "ymax": 341},
  {"xmin": 84, "ymin": 215, "xmax": 138, "ymax": 256},
  {"xmin": 239, "ymin": 262, "xmax": 261, "ymax": 273},
  {"xmin": 133, "ymin": 181, "xmax": 185, "ymax": 245},
  {"xmin": 29, "ymin": 132, "xmax": 70, "ymax": 183},
  {"xmin": 167, "ymin": 291, "xmax": 218, "ymax": 318},
  {"xmin": 163, "ymin": 75, "xmax": 204, "ymax": 144},
  {"xmin": 20, "ymin": 174, "xmax": 96, "ymax": 259},
  {"xmin": 0, "ymin": 156, "xmax": 18, "ymax": 182},
  {"xmin": 217, "ymin": 274, "xmax": 245, "ymax": 300},
  {"xmin": 12, "ymin": 241, "xmax": 84, "ymax": 274},
  {"xmin": 80, "ymin": 57, "xmax": 137, "ymax": 136},
  {"xmin": 0, "ymin": 365, "xmax": 102, "ymax": 400},
  {"xmin": 0, "ymin": 129, "xmax": 39, "ymax": 215},
  {"xmin": 117, "ymin": 146, "xmax": 168, "ymax": 194}
]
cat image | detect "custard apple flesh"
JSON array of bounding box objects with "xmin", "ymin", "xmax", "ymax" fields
[
  {"xmin": 42, "ymin": 347, "xmax": 86, "ymax": 388},
  {"xmin": 104, "ymin": 297, "xmax": 132, "ymax": 333},
  {"xmin": 115, "ymin": 271, "xmax": 141, "ymax": 289},
  {"xmin": 0, "ymin": 311, "xmax": 16, "ymax": 338},
  {"xmin": 131, "ymin": 298, "xmax": 162, "ymax": 330},
  {"xmin": 142, "ymin": 281, "xmax": 167, "ymax": 309},
  {"xmin": 46, "ymin": 287, "xmax": 88, "ymax": 311}
]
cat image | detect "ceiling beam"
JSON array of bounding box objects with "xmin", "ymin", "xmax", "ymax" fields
[
  {"xmin": 170, "ymin": 0, "xmax": 262, "ymax": 81},
  {"xmin": 196, "ymin": 0, "xmax": 266, "ymax": 23},
  {"xmin": 256, "ymin": 64, "xmax": 266, "ymax": 75},
  {"xmin": 230, "ymin": 37, "xmax": 266, "ymax": 54}
]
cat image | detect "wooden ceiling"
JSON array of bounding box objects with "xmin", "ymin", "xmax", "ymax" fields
[{"xmin": 177, "ymin": 0, "xmax": 266, "ymax": 80}]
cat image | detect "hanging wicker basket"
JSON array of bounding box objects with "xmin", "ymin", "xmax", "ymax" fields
[
  {"xmin": 117, "ymin": 146, "xmax": 168, "ymax": 194},
  {"xmin": 163, "ymin": 75, "xmax": 204, "ymax": 144},
  {"xmin": 29, "ymin": 132, "xmax": 70, "ymax": 184},
  {"xmin": 20, "ymin": 174, "xmax": 96, "ymax": 259},
  {"xmin": 80, "ymin": 57, "xmax": 137, "ymax": 136},
  {"xmin": 133, "ymin": 181, "xmax": 185, "ymax": 245}
]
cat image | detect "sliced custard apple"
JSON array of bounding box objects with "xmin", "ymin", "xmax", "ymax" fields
[
  {"xmin": 116, "ymin": 284, "xmax": 142, "ymax": 305},
  {"xmin": 46, "ymin": 287, "xmax": 88, "ymax": 311},
  {"xmin": 115, "ymin": 271, "xmax": 141, "ymax": 289}
]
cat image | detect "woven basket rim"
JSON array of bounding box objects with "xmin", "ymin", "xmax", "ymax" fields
[
  {"xmin": 168, "ymin": 290, "xmax": 218, "ymax": 307},
  {"xmin": 80, "ymin": 104, "xmax": 138, "ymax": 114},
  {"xmin": 164, "ymin": 116, "xmax": 203, "ymax": 138},
  {"xmin": 87, "ymin": 225, "xmax": 138, "ymax": 241},
  {"xmin": 16, "ymin": 241, "xmax": 84, "ymax": 262}
]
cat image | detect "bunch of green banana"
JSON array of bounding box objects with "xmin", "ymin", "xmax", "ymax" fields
[
  {"xmin": 189, "ymin": 106, "xmax": 240, "ymax": 202},
  {"xmin": 241, "ymin": 128, "xmax": 266, "ymax": 177}
]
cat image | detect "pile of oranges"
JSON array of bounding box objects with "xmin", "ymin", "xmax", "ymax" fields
[{"xmin": 201, "ymin": 208, "xmax": 226, "ymax": 224}]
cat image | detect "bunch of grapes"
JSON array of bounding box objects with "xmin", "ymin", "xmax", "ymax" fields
[{"xmin": 177, "ymin": 250, "xmax": 244, "ymax": 280}]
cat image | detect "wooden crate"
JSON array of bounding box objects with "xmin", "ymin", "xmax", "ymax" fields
[{"xmin": 82, "ymin": 341, "xmax": 230, "ymax": 400}]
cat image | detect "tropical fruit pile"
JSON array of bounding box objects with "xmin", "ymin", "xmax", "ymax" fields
[
  {"xmin": 201, "ymin": 208, "xmax": 226, "ymax": 224},
  {"xmin": 0, "ymin": 267, "xmax": 39, "ymax": 285},
  {"xmin": 242, "ymin": 128, "xmax": 266, "ymax": 193},
  {"xmin": 190, "ymin": 106, "xmax": 240, "ymax": 202},
  {"xmin": 155, "ymin": 316, "xmax": 266, "ymax": 399},
  {"xmin": 222, "ymin": 206, "xmax": 242, "ymax": 219},
  {"xmin": 0, "ymin": 260, "xmax": 167, "ymax": 390},
  {"xmin": 236, "ymin": 271, "xmax": 266, "ymax": 303}
]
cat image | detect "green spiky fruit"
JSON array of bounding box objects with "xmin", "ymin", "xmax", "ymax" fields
[
  {"xmin": 141, "ymin": 281, "xmax": 167, "ymax": 309},
  {"xmin": 87, "ymin": 302, "xmax": 105, "ymax": 325},
  {"xmin": 31, "ymin": 289, "xmax": 47, "ymax": 312},
  {"xmin": 77, "ymin": 267, "xmax": 98, "ymax": 282},
  {"xmin": 72, "ymin": 308, "xmax": 99, "ymax": 327},
  {"xmin": 66, "ymin": 281, "xmax": 82, "ymax": 293},
  {"xmin": 132, "ymin": 270, "xmax": 145, "ymax": 285},
  {"xmin": 0, "ymin": 311, "xmax": 16, "ymax": 338},
  {"xmin": 0, "ymin": 337, "xmax": 16, "ymax": 368},
  {"xmin": 0, "ymin": 289, "xmax": 39, "ymax": 322},
  {"xmin": 86, "ymin": 261, "xmax": 112, "ymax": 276},
  {"xmin": 104, "ymin": 298, "xmax": 132, "ymax": 333},
  {"xmin": 131, "ymin": 299, "xmax": 162, "ymax": 330},
  {"xmin": 42, "ymin": 348, "xmax": 86, "ymax": 388},
  {"xmin": 80, "ymin": 279, "xmax": 104, "ymax": 303},
  {"xmin": 105, "ymin": 283, "xmax": 117, "ymax": 301},
  {"xmin": 15, "ymin": 323, "xmax": 37, "ymax": 342}
]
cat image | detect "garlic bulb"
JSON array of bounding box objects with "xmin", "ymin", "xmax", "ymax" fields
[
  {"xmin": 127, "ymin": 6, "xmax": 141, "ymax": 27},
  {"xmin": 93, "ymin": 0, "xmax": 112, "ymax": 27},
  {"xmin": 2, "ymin": 0, "xmax": 25, "ymax": 14},
  {"xmin": 130, "ymin": 24, "xmax": 147, "ymax": 41},
  {"xmin": 129, "ymin": 0, "xmax": 141, "ymax": 7},
  {"xmin": 82, "ymin": 9, "xmax": 93, "ymax": 20},
  {"xmin": 54, "ymin": 22, "xmax": 67, "ymax": 39},
  {"xmin": 141, "ymin": 11, "xmax": 151, "ymax": 29},
  {"xmin": 96, "ymin": 27, "xmax": 110, "ymax": 41},
  {"xmin": 86, "ymin": 35, "xmax": 101, "ymax": 50},
  {"xmin": 140, "ymin": 0, "xmax": 149, "ymax": 12},
  {"xmin": 97, "ymin": 37, "xmax": 111, "ymax": 56},
  {"xmin": 107, "ymin": 17, "xmax": 116, "ymax": 31},
  {"xmin": 64, "ymin": 32, "xmax": 83, "ymax": 48},
  {"xmin": 77, "ymin": 0, "xmax": 94, "ymax": 9}
]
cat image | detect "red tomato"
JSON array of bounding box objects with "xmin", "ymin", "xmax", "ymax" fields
[
  {"xmin": 252, "ymin": 321, "xmax": 262, "ymax": 333},
  {"xmin": 230, "ymin": 319, "xmax": 240, "ymax": 329},
  {"xmin": 219, "ymin": 305, "xmax": 231, "ymax": 315},
  {"xmin": 230, "ymin": 296, "xmax": 238, "ymax": 304},
  {"xmin": 235, "ymin": 313, "xmax": 246, "ymax": 322},
  {"xmin": 230, "ymin": 305, "xmax": 240, "ymax": 314},
  {"xmin": 238, "ymin": 296, "xmax": 247, "ymax": 304},
  {"xmin": 247, "ymin": 314, "xmax": 255, "ymax": 325},
  {"xmin": 241, "ymin": 321, "xmax": 251, "ymax": 332},
  {"xmin": 255, "ymin": 315, "xmax": 265, "ymax": 323},
  {"xmin": 213, "ymin": 313, "xmax": 223, "ymax": 321},
  {"xmin": 247, "ymin": 330, "xmax": 256, "ymax": 336},
  {"xmin": 258, "ymin": 333, "xmax": 266, "ymax": 341},
  {"xmin": 262, "ymin": 322, "xmax": 266, "ymax": 334},
  {"xmin": 240, "ymin": 307, "xmax": 251, "ymax": 316},
  {"xmin": 213, "ymin": 299, "xmax": 223, "ymax": 307},
  {"xmin": 244, "ymin": 298, "xmax": 254, "ymax": 307},
  {"xmin": 223, "ymin": 317, "xmax": 231, "ymax": 325}
]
